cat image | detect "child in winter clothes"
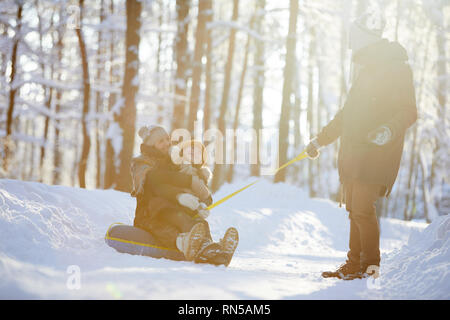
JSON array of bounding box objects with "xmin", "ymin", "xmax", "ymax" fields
[
  {"xmin": 170, "ymin": 139, "xmax": 213, "ymax": 220},
  {"xmin": 168, "ymin": 139, "xmax": 239, "ymax": 265}
]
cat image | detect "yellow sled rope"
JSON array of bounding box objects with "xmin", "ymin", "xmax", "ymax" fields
[{"xmin": 206, "ymin": 149, "xmax": 308, "ymax": 211}]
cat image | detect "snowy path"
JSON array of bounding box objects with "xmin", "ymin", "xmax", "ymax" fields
[{"xmin": 0, "ymin": 179, "xmax": 448, "ymax": 299}]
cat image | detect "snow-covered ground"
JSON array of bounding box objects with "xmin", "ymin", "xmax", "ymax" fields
[{"xmin": 0, "ymin": 178, "xmax": 448, "ymax": 299}]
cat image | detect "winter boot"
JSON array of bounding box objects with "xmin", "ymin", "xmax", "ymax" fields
[
  {"xmin": 194, "ymin": 241, "xmax": 224, "ymax": 265},
  {"xmin": 176, "ymin": 223, "xmax": 208, "ymax": 261},
  {"xmin": 217, "ymin": 227, "xmax": 239, "ymax": 267},
  {"xmin": 321, "ymin": 261, "xmax": 362, "ymax": 280},
  {"xmin": 359, "ymin": 264, "xmax": 380, "ymax": 279}
]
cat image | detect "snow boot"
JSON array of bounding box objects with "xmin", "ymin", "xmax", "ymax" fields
[
  {"xmin": 321, "ymin": 261, "xmax": 362, "ymax": 280},
  {"xmin": 176, "ymin": 223, "xmax": 208, "ymax": 261},
  {"xmin": 218, "ymin": 227, "xmax": 239, "ymax": 267},
  {"xmin": 359, "ymin": 264, "xmax": 380, "ymax": 279},
  {"xmin": 194, "ymin": 241, "xmax": 224, "ymax": 266}
]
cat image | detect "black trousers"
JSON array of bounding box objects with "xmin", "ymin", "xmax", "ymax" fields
[{"xmin": 343, "ymin": 180, "xmax": 384, "ymax": 269}]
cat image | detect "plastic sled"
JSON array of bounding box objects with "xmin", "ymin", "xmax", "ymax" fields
[{"xmin": 105, "ymin": 223, "xmax": 186, "ymax": 261}]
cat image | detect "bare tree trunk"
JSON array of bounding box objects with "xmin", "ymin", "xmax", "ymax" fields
[
  {"xmin": 188, "ymin": 0, "xmax": 210, "ymax": 133},
  {"xmin": 40, "ymin": 78, "xmax": 53, "ymax": 180},
  {"xmin": 226, "ymin": 15, "xmax": 254, "ymax": 183},
  {"xmin": 76, "ymin": 0, "xmax": 91, "ymax": 188},
  {"xmin": 356, "ymin": 0, "xmax": 367, "ymax": 16},
  {"xmin": 21, "ymin": 119, "xmax": 30, "ymax": 180},
  {"xmin": 251, "ymin": 0, "xmax": 265, "ymax": 178},
  {"xmin": 28, "ymin": 120, "xmax": 37, "ymax": 180},
  {"xmin": 53, "ymin": 80, "xmax": 63, "ymax": 183},
  {"xmin": 52, "ymin": 6, "xmax": 66, "ymax": 185},
  {"xmin": 403, "ymin": 25, "xmax": 432, "ymax": 219},
  {"xmin": 202, "ymin": 0, "xmax": 213, "ymax": 133},
  {"xmin": 35, "ymin": 1, "xmax": 55, "ymax": 179},
  {"xmin": 403, "ymin": 127, "xmax": 418, "ymax": 220},
  {"xmin": 292, "ymin": 56, "xmax": 302, "ymax": 183},
  {"xmin": 19, "ymin": 119, "xmax": 29, "ymax": 179},
  {"xmin": 115, "ymin": 0, "xmax": 142, "ymax": 192},
  {"xmin": 0, "ymin": 23, "xmax": 7, "ymax": 93},
  {"xmin": 419, "ymin": 154, "xmax": 430, "ymax": 223},
  {"xmin": 72, "ymin": 121, "xmax": 80, "ymax": 186},
  {"xmin": 95, "ymin": 0, "xmax": 105, "ymax": 188},
  {"xmin": 104, "ymin": 0, "xmax": 117, "ymax": 189},
  {"xmin": 306, "ymin": 25, "xmax": 316, "ymax": 195},
  {"xmin": 338, "ymin": 1, "xmax": 350, "ymax": 111},
  {"xmin": 394, "ymin": 0, "xmax": 401, "ymax": 42},
  {"xmin": 316, "ymin": 53, "xmax": 324, "ymax": 194},
  {"xmin": 4, "ymin": 3, "xmax": 23, "ymax": 171},
  {"xmin": 430, "ymin": 11, "xmax": 447, "ymax": 196},
  {"xmin": 410, "ymin": 163, "xmax": 418, "ymax": 219},
  {"xmin": 211, "ymin": 0, "xmax": 239, "ymax": 192},
  {"xmin": 274, "ymin": 0, "xmax": 298, "ymax": 183},
  {"xmin": 172, "ymin": 0, "xmax": 190, "ymax": 130},
  {"xmin": 155, "ymin": 0, "xmax": 164, "ymax": 124}
]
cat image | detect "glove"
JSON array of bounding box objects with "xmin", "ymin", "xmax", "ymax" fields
[
  {"xmin": 177, "ymin": 193, "xmax": 200, "ymax": 211},
  {"xmin": 191, "ymin": 175, "xmax": 211, "ymax": 201},
  {"xmin": 197, "ymin": 203, "xmax": 210, "ymax": 219},
  {"xmin": 306, "ymin": 138, "xmax": 322, "ymax": 159},
  {"xmin": 367, "ymin": 126, "xmax": 392, "ymax": 146},
  {"xmin": 179, "ymin": 164, "xmax": 197, "ymax": 176},
  {"xmin": 198, "ymin": 166, "xmax": 212, "ymax": 184},
  {"xmin": 204, "ymin": 194, "xmax": 213, "ymax": 207}
]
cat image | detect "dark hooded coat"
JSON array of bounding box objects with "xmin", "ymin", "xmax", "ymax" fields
[
  {"xmin": 131, "ymin": 145, "xmax": 194, "ymax": 229},
  {"xmin": 317, "ymin": 39, "xmax": 417, "ymax": 197}
]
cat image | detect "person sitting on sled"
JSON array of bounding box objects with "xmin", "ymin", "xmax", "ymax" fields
[
  {"xmin": 169, "ymin": 139, "xmax": 214, "ymax": 220},
  {"xmin": 305, "ymin": 8, "xmax": 417, "ymax": 280},
  {"xmin": 130, "ymin": 125, "xmax": 238, "ymax": 266}
]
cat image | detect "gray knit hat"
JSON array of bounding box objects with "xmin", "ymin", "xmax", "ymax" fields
[{"xmin": 138, "ymin": 125, "xmax": 168, "ymax": 146}]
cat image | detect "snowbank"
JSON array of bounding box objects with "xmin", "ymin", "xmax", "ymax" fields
[
  {"xmin": 0, "ymin": 178, "xmax": 447, "ymax": 299},
  {"xmin": 368, "ymin": 214, "xmax": 450, "ymax": 299}
]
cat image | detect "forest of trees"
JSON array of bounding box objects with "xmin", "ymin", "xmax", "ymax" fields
[{"xmin": 0, "ymin": 0, "xmax": 448, "ymax": 222}]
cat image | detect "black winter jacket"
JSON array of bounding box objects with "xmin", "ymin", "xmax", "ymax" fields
[{"xmin": 317, "ymin": 39, "xmax": 417, "ymax": 197}]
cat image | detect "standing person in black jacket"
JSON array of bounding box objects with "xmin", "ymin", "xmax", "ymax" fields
[{"xmin": 305, "ymin": 10, "xmax": 417, "ymax": 279}]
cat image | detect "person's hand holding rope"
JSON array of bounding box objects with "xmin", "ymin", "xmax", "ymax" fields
[{"xmin": 306, "ymin": 138, "xmax": 322, "ymax": 159}]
